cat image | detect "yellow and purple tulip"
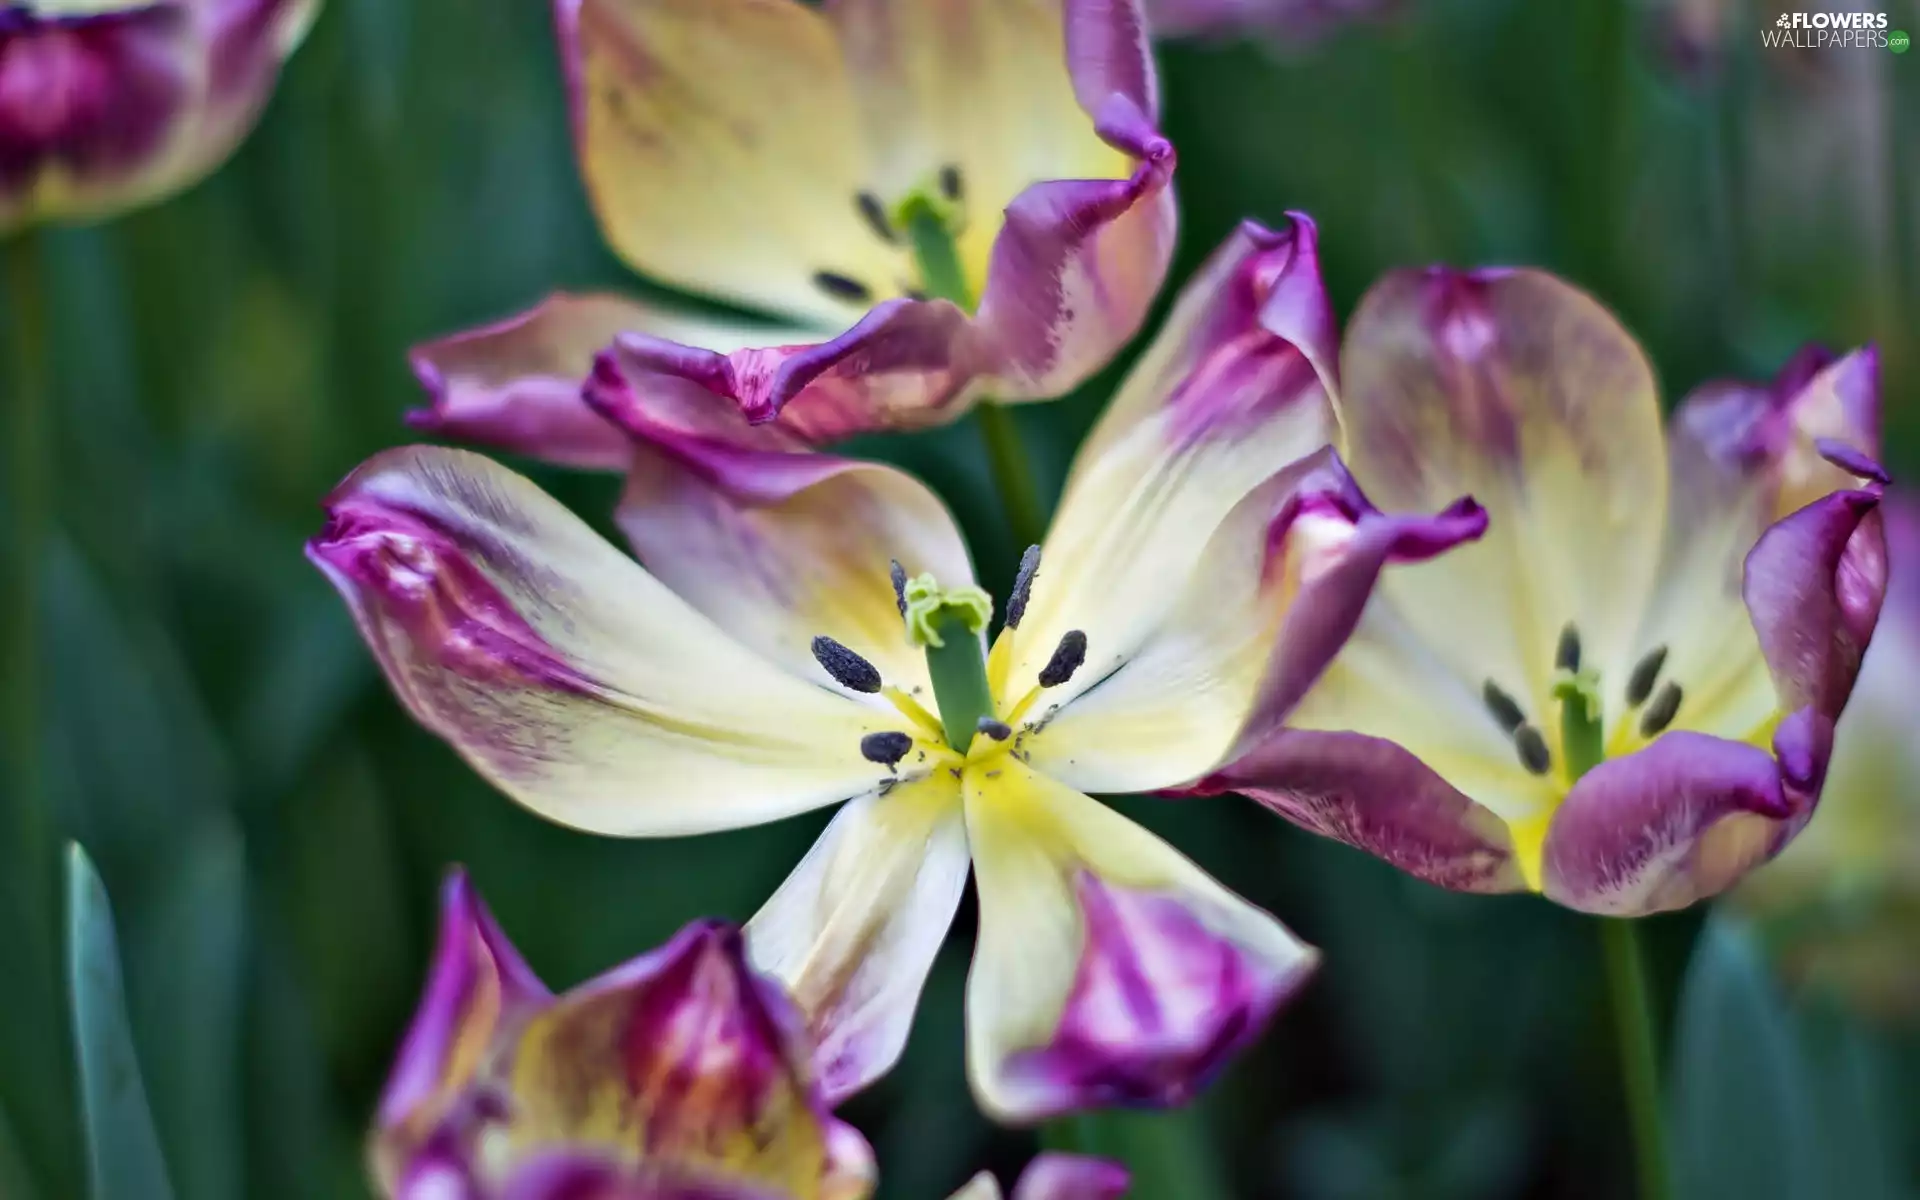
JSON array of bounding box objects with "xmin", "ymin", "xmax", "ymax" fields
[
  {"xmin": 1729, "ymin": 491, "xmax": 1920, "ymax": 1017},
  {"xmin": 370, "ymin": 871, "xmax": 878, "ymax": 1200},
  {"xmin": 310, "ymin": 215, "xmax": 1488, "ymax": 1122},
  {"xmin": 1185, "ymin": 273, "xmax": 1889, "ymax": 916},
  {"xmin": 0, "ymin": 0, "xmax": 316, "ymax": 232},
  {"xmin": 406, "ymin": 0, "xmax": 1176, "ymax": 463}
]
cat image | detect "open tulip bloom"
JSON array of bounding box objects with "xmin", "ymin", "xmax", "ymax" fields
[
  {"xmin": 0, "ymin": 0, "xmax": 317, "ymax": 232},
  {"xmin": 1186, "ymin": 275, "xmax": 1889, "ymax": 915},
  {"xmin": 373, "ymin": 871, "xmax": 1126, "ymax": 1200},
  {"xmin": 311, "ymin": 215, "xmax": 1490, "ymax": 1122},
  {"xmin": 406, "ymin": 0, "xmax": 1176, "ymax": 465}
]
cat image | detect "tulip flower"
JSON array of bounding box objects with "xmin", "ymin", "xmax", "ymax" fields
[
  {"xmin": 0, "ymin": 0, "xmax": 317, "ymax": 233},
  {"xmin": 1730, "ymin": 491, "xmax": 1920, "ymax": 1017},
  {"xmin": 1184, "ymin": 273, "xmax": 1888, "ymax": 917},
  {"xmin": 407, "ymin": 0, "xmax": 1176, "ymax": 463},
  {"xmin": 311, "ymin": 215, "xmax": 1488, "ymax": 1122},
  {"xmin": 371, "ymin": 872, "xmax": 876, "ymax": 1200}
]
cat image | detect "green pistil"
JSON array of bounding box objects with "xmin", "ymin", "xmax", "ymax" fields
[
  {"xmin": 899, "ymin": 192, "xmax": 975, "ymax": 310},
  {"xmin": 903, "ymin": 574, "xmax": 996, "ymax": 752},
  {"xmin": 1552, "ymin": 665, "xmax": 1606, "ymax": 784}
]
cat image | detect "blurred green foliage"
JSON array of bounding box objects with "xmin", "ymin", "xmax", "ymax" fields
[{"xmin": 3, "ymin": 0, "xmax": 1919, "ymax": 1197}]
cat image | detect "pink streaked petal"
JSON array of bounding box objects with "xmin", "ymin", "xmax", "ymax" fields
[
  {"xmin": 1064, "ymin": 0, "xmax": 1158, "ymax": 122},
  {"xmin": 1540, "ymin": 732, "xmax": 1794, "ymax": 915},
  {"xmin": 308, "ymin": 446, "xmax": 903, "ymax": 838},
  {"xmin": 498, "ymin": 1151, "xmax": 792, "ymax": 1200},
  {"xmin": 377, "ymin": 869, "xmax": 549, "ymax": 1129},
  {"xmin": 1066, "ymin": 214, "xmax": 1335, "ymax": 477},
  {"xmin": 406, "ymin": 293, "xmax": 783, "ymax": 471},
  {"xmin": 1186, "ymin": 730, "xmax": 1526, "ymax": 893},
  {"xmin": 1745, "ymin": 485, "xmax": 1888, "ymax": 724},
  {"xmin": 507, "ymin": 920, "xmax": 876, "ymax": 1200},
  {"xmin": 963, "ymin": 759, "xmax": 1314, "ymax": 1123},
  {"xmin": 609, "ymin": 298, "xmax": 979, "ymax": 443},
  {"xmin": 997, "ymin": 871, "xmax": 1311, "ymax": 1115},
  {"xmin": 373, "ymin": 871, "xmax": 551, "ymax": 1192},
  {"xmin": 588, "ymin": 350, "xmax": 973, "ymax": 693},
  {"xmin": 972, "ymin": 113, "xmax": 1177, "ymax": 401},
  {"xmin": 1012, "ymin": 1155, "xmax": 1131, "ymax": 1200}
]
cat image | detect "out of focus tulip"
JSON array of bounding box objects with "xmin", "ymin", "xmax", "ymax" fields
[
  {"xmin": 1184, "ymin": 277, "xmax": 1888, "ymax": 917},
  {"xmin": 0, "ymin": 0, "xmax": 316, "ymax": 232},
  {"xmin": 372, "ymin": 872, "xmax": 876, "ymax": 1200},
  {"xmin": 1731, "ymin": 492, "xmax": 1920, "ymax": 1017},
  {"xmin": 407, "ymin": 0, "xmax": 1175, "ymax": 462}
]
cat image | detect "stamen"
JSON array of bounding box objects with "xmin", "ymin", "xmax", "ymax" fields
[
  {"xmin": 1513, "ymin": 724, "xmax": 1551, "ymax": 775},
  {"xmin": 1625, "ymin": 646, "xmax": 1668, "ymax": 707},
  {"xmin": 855, "ymin": 192, "xmax": 896, "ymax": 244},
  {"xmin": 1639, "ymin": 682, "xmax": 1682, "ymax": 736},
  {"xmin": 890, "ymin": 560, "xmax": 908, "ymax": 616},
  {"xmin": 1006, "ymin": 545, "xmax": 1042, "ymax": 630},
  {"xmin": 811, "ymin": 636, "xmax": 882, "ymax": 693},
  {"xmin": 1038, "ymin": 630, "xmax": 1087, "ymax": 688},
  {"xmin": 1482, "ymin": 680, "xmax": 1526, "ymax": 734},
  {"xmin": 812, "ymin": 271, "xmax": 873, "ymax": 303},
  {"xmin": 939, "ymin": 164, "xmax": 964, "ymax": 202},
  {"xmin": 1555, "ymin": 623, "xmax": 1582, "ymax": 673},
  {"xmin": 860, "ymin": 731, "xmax": 913, "ymax": 768},
  {"xmin": 977, "ymin": 717, "xmax": 1012, "ymax": 741}
]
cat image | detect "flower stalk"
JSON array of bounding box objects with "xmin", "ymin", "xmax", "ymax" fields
[
  {"xmin": 1600, "ymin": 918, "xmax": 1670, "ymax": 1200},
  {"xmin": 904, "ymin": 196, "xmax": 1048, "ymax": 547},
  {"xmin": 5, "ymin": 229, "xmax": 50, "ymax": 931}
]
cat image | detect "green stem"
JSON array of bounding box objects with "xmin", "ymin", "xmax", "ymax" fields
[
  {"xmin": 1600, "ymin": 918, "xmax": 1670, "ymax": 1200},
  {"xmin": 902, "ymin": 197, "xmax": 1049, "ymax": 548},
  {"xmin": 4, "ymin": 230, "xmax": 60, "ymax": 1196},
  {"xmin": 974, "ymin": 404, "xmax": 1046, "ymax": 548},
  {"xmin": 5, "ymin": 230, "xmax": 50, "ymax": 935}
]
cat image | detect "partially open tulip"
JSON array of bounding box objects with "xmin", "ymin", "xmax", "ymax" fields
[
  {"xmin": 312, "ymin": 216, "xmax": 1487, "ymax": 1123},
  {"xmin": 370, "ymin": 872, "xmax": 876, "ymax": 1200},
  {"xmin": 0, "ymin": 0, "xmax": 317, "ymax": 232},
  {"xmin": 407, "ymin": 0, "xmax": 1176, "ymax": 462},
  {"xmin": 1730, "ymin": 491, "xmax": 1920, "ymax": 1017},
  {"xmin": 1185, "ymin": 277, "xmax": 1888, "ymax": 916}
]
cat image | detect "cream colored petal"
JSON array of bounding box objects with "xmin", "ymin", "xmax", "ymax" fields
[
  {"xmin": 1285, "ymin": 581, "xmax": 1566, "ymax": 870},
  {"xmin": 565, "ymin": 0, "xmax": 905, "ymax": 325},
  {"xmin": 1001, "ymin": 265, "xmax": 1340, "ymax": 707},
  {"xmin": 619, "ymin": 445, "xmax": 974, "ymax": 700},
  {"xmin": 1339, "ymin": 268, "xmax": 1670, "ymax": 723},
  {"xmin": 309, "ymin": 446, "xmax": 915, "ymax": 837},
  {"xmin": 746, "ymin": 774, "xmax": 970, "ymax": 1106},
  {"xmin": 826, "ymin": 0, "xmax": 1133, "ymax": 292},
  {"xmin": 962, "ymin": 757, "xmax": 1314, "ymax": 1122}
]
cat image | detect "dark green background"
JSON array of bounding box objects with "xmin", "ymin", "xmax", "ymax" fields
[{"xmin": 4, "ymin": 0, "xmax": 1919, "ymax": 1196}]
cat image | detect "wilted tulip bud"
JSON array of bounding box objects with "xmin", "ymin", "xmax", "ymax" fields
[
  {"xmin": 371, "ymin": 872, "xmax": 876, "ymax": 1200},
  {"xmin": 0, "ymin": 0, "xmax": 316, "ymax": 232}
]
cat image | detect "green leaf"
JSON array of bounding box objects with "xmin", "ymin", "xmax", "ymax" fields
[
  {"xmin": 1669, "ymin": 913, "xmax": 1906, "ymax": 1200},
  {"xmin": 65, "ymin": 843, "xmax": 176, "ymax": 1200}
]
